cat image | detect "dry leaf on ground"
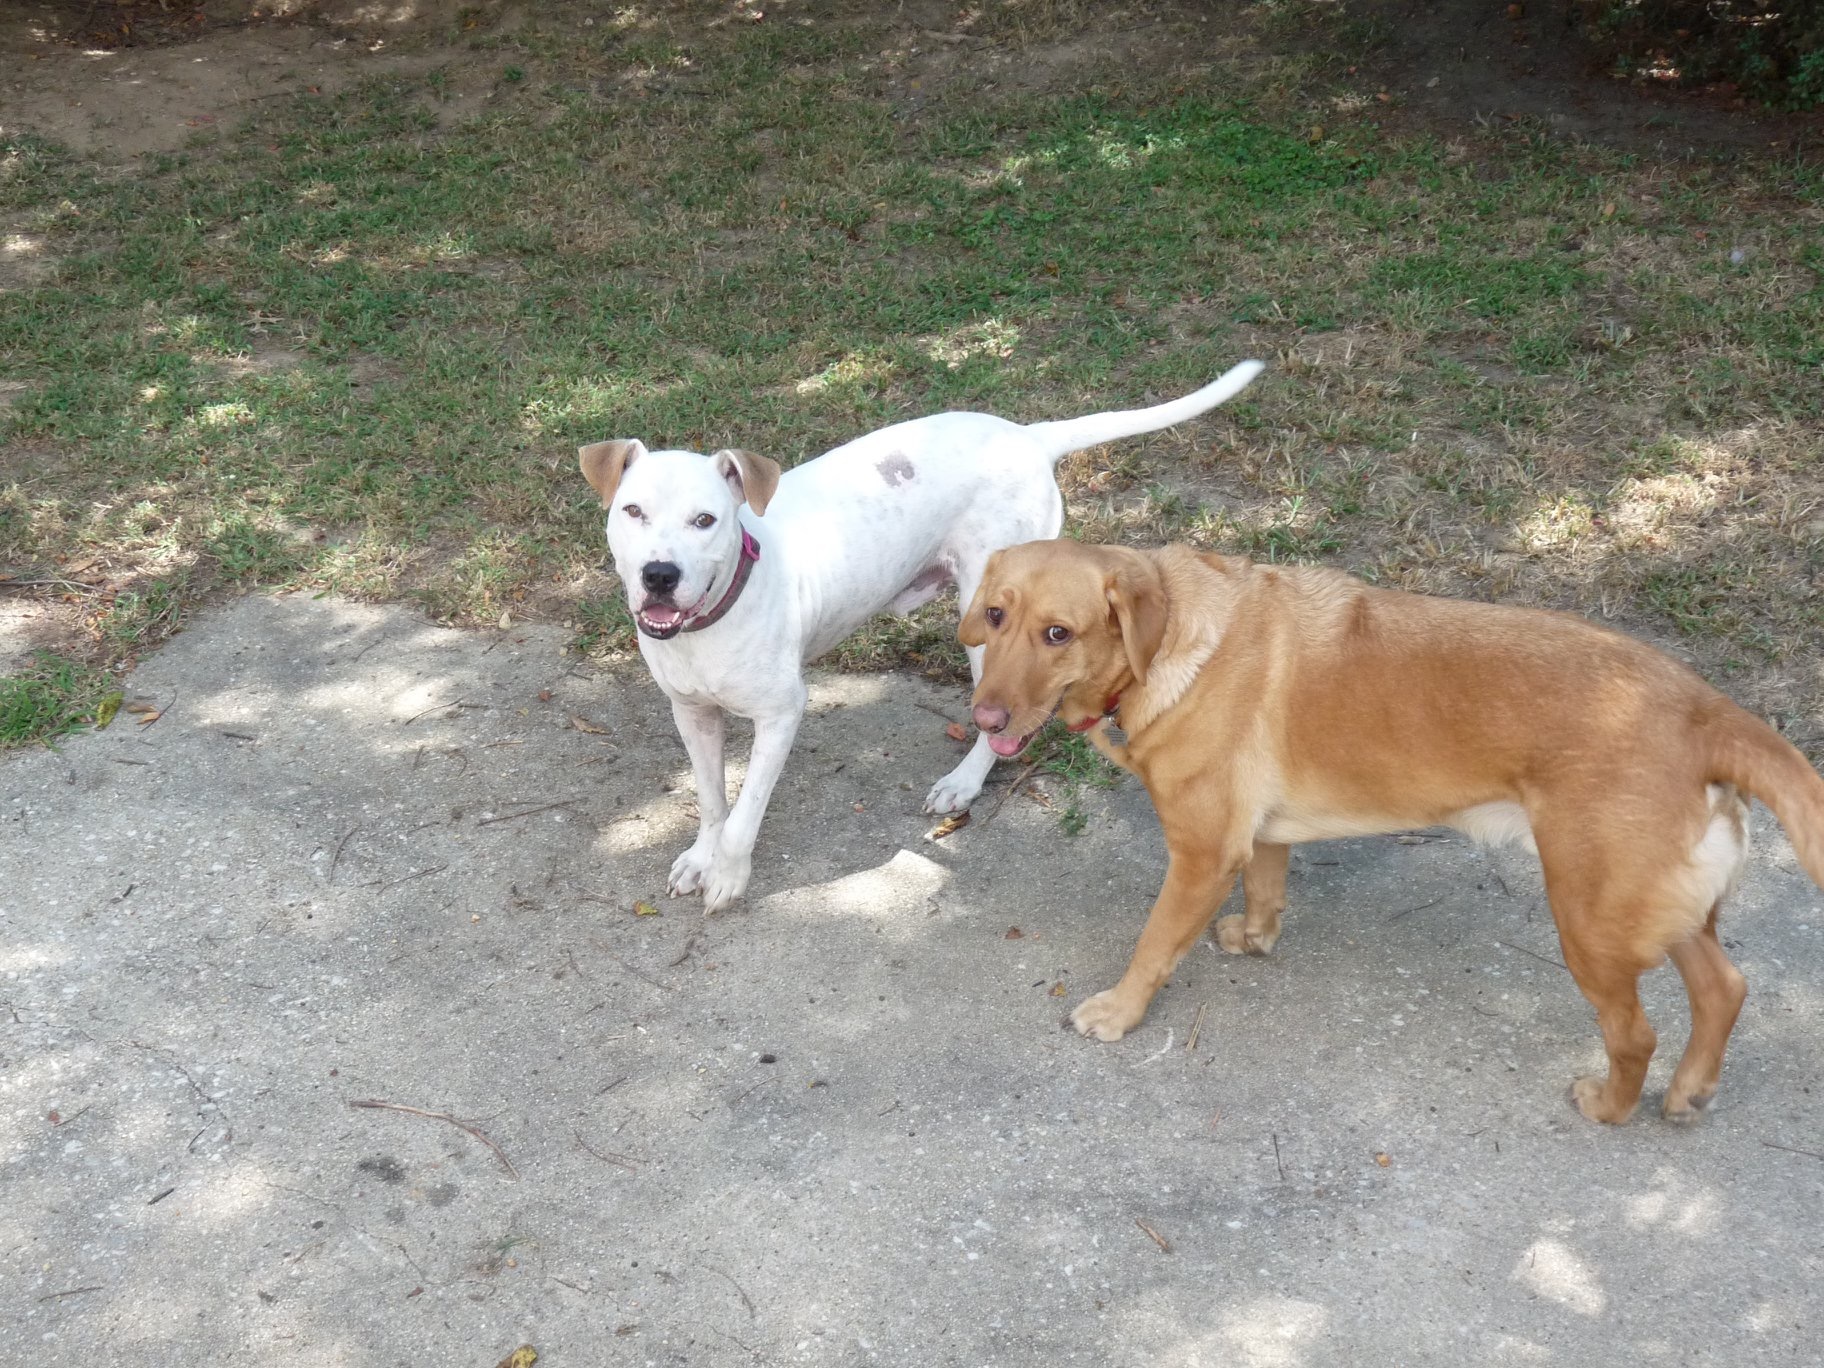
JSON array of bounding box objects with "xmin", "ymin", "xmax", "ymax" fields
[{"xmin": 924, "ymin": 811, "xmax": 970, "ymax": 841}]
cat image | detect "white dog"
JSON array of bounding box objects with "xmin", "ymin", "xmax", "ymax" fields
[{"xmin": 580, "ymin": 360, "xmax": 1264, "ymax": 911}]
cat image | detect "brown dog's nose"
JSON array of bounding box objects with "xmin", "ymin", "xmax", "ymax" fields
[{"xmin": 973, "ymin": 703, "xmax": 1010, "ymax": 733}]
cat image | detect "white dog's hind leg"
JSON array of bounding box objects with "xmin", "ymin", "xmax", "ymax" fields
[
  {"xmin": 701, "ymin": 697, "xmax": 804, "ymax": 913},
  {"xmin": 668, "ymin": 700, "xmax": 730, "ymax": 897}
]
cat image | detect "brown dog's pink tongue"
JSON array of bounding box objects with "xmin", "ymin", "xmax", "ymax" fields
[{"xmin": 988, "ymin": 734, "xmax": 1026, "ymax": 757}]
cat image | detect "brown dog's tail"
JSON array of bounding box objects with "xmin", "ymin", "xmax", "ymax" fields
[{"xmin": 1706, "ymin": 706, "xmax": 1824, "ymax": 892}]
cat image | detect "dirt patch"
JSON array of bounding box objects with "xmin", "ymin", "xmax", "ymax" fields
[
  {"xmin": 3, "ymin": 0, "xmax": 1811, "ymax": 164},
  {"xmin": 1292, "ymin": 0, "xmax": 1821, "ymax": 158},
  {"xmin": 0, "ymin": 1, "xmax": 522, "ymax": 158}
]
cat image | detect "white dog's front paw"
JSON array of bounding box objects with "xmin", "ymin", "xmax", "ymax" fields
[
  {"xmin": 924, "ymin": 769, "xmax": 984, "ymax": 815},
  {"xmin": 668, "ymin": 842, "xmax": 717, "ymax": 897},
  {"xmin": 700, "ymin": 852, "xmax": 753, "ymax": 915}
]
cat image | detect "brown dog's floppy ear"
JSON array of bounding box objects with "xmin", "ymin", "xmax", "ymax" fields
[
  {"xmin": 713, "ymin": 449, "xmax": 783, "ymax": 516},
  {"xmin": 1106, "ymin": 551, "xmax": 1167, "ymax": 686},
  {"xmin": 579, "ymin": 439, "xmax": 645, "ymax": 505},
  {"xmin": 957, "ymin": 550, "xmax": 1005, "ymax": 648}
]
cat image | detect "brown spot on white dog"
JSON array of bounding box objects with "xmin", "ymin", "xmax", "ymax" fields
[{"xmin": 876, "ymin": 453, "xmax": 916, "ymax": 487}]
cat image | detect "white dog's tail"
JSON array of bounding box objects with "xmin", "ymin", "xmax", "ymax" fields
[{"xmin": 1023, "ymin": 359, "xmax": 1266, "ymax": 465}]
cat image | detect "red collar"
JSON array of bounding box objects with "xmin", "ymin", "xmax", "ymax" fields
[
  {"xmin": 680, "ymin": 529, "xmax": 760, "ymax": 634},
  {"xmin": 1065, "ymin": 695, "xmax": 1122, "ymax": 733}
]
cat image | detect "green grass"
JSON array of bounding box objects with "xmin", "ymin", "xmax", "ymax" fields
[
  {"xmin": 1029, "ymin": 724, "xmax": 1123, "ymax": 836},
  {"xmin": 2, "ymin": 3, "xmax": 1822, "ymax": 753},
  {"xmin": 0, "ymin": 652, "xmax": 116, "ymax": 748}
]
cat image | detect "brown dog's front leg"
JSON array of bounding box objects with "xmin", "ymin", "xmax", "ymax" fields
[{"xmin": 1072, "ymin": 837, "xmax": 1242, "ymax": 1042}]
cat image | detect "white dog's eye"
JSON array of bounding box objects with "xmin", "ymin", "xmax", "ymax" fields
[
  {"xmin": 1044, "ymin": 625, "xmax": 1072, "ymax": 645},
  {"xmin": 985, "ymin": 606, "xmax": 1004, "ymax": 628},
  {"xmin": 692, "ymin": 513, "xmax": 716, "ymax": 529},
  {"xmin": 622, "ymin": 504, "xmax": 643, "ymax": 520}
]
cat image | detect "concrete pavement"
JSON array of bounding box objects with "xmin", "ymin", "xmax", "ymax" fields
[{"xmin": 4, "ymin": 592, "xmax": 1822, "ymax": 1365}]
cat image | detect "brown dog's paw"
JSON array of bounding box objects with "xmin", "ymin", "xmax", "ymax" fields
[
  {"xmin": 1661, "ymin": 1089, "xmax": 1714, "ymax": 1126},
  {"xmin": 1569, "ymin": 1075, "xmax": 1637, "ymax": 1125},
  {"xmin": 1070, "ymin": 990, "xmax": 1143, "ymax": 1042},
  {"xmin": 1214, "ymin": 914, "xmax": 1279, "ymax": 956}
]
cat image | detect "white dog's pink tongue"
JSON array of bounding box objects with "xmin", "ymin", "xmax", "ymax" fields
[
  {"xmin": 988, "ymin": 733, "xmax": 1026, "ymax": 757},
  {"xmin": 642, "ymin": 605, "xmax": 683, "ymax": 627}
]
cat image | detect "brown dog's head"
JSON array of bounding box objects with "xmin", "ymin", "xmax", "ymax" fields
[{"xmin": 959, "ymin": 540, "xmax": 1167, "ymax": 757}]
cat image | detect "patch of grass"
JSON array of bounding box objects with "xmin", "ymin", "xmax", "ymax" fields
[
  {"xmin": 0, "ymin": 651, "xmax": 116, "ymax": 748},
  {"xmin": 1028, "ymin": 723, "xmax": 1122, "ymax": 835},
  {"xmin": 2, "ymin": 4, "xmax": 1821, "ymax": 752}
]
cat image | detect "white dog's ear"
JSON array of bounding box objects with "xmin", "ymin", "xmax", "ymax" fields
[
  {"xmin": 713, "ymin": 449, "xmax": 782, "ymax": 517},
  {"xmin": 579, "ymin": 439, "xmax": 646, "ymax": 504},
  {"xmin": 1105, "ymin": 550, "xmax": 1167, "ymax": 686}
]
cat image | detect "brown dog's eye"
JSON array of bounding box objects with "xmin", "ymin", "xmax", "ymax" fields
[
  {"xmin": 1044, "ymin": 625, "xmax": 1072, "ymax": 645},
  {"xmin": 692, "ymin": 513, "xmax": 716, "ymax": 529},
  {"xmin": 985, "ymin": 606, "xmax": 1005, "ymax": 628},
  {"xmin": 622, "ymin": 504, "xmax": 643, "ymax": 519}
]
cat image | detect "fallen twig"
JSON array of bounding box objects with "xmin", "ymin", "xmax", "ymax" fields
[
  {"xmin": 37, "ymin": 1285, "xmax": 103, "ymax": 1301},
  {"xmin": 1186, "ymin": 1001, "xmax": 1209, "ymax": 1054},
  {"xmin": 728, "ymin": 1076, "xmax": 775, "ymax": 1108},
  {"xmin": 138, "ymin": 690, "xmax": 176, "ymax": 729},
  {"xmin": 1134, "ymin": 1219, "xmax": 1172, "ymax": 1253},
  {"xmin": 1272, "ymin": 1132, "xmax": 1285, "ymax": 1182},
  {"xmin": 370, "ymin": 864, "xmax": 448, "ymax": 892},
  {"xmin": 573, "ymin": 1128, "xmax": 639, "ymax": 1170},
  {"xmin": 348, "ymin": 1099, "xmax": 519, "ymax": 1179},
  {"xmin": 976, "ymin": 759, "xmax": 1040, "ymax": 829},
  {"xmin": 614, "ymin": 956, "xmax": 675, "ymax": 993},
  {"xmin": 476, "ymin": 798, "xmax": 580, "ymax": 827},
  {"xmin": 2, "ymin": 575, "xmax": 104, "ymax": 594},
  {"xmin": 703, "ymin": 1263, "xmax": 757, "ymax": 1320},
  {"xmin": 1762, "ymin": 1140, "xmax": 1824, "ymax": 1163},
  {"xmin": 403, "ymin": 698, "xmax": 464, "ymax": 726},
  {"xmin": 1496, "ymin": 939, "xmax": 1567, "ymax": 972},
  {"xmin": 1389, "ymin": 895, "xmax": 1444, "ymax": 922},
  {"xmin": 329, "ymin": 826, "xmax": 360, "ymax": 885}
]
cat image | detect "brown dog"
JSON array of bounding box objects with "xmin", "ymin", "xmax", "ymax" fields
[{"xmin": 960, "ymin": 539, "xmax": 1824, "ymax": 1124}]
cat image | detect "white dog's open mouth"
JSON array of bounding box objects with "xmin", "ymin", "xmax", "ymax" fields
[
  {"xmin": 635, "ymin": 591, "xmax": 709, "ymax": 639},
  {"xmin": 637, "ymin": 603, "xmax": 687, "ymax": 638}
]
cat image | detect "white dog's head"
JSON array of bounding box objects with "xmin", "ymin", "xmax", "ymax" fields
[{"xmin": 579, "ymin": 439, "xmax": 781, "ymax": 640}]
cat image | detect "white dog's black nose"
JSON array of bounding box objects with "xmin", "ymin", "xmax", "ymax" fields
[{"xmin": 641, "ymin": 561, "xmax": 682, "ymax": 596}]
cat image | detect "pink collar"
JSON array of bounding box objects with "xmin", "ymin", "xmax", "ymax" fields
[{"xmin": 680, "ymin": 529, "xmax": 761, "ymax": 633}]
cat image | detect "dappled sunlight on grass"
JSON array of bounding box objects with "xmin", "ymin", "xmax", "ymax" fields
[
  {"xmin": 2, "ymin": 0, "xmax": 1820, "ymax": 751},
  {"xmin": 793, "ymin": 351, "xmax": 896, "ymax": 396},
  {"xmin": 924, "ymin": 317, "xmax": 1022, "ymax": 371}
]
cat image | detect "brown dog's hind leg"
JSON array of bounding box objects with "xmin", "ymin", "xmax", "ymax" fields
[
  {"xmin": 1565, "ymin": 962, "xmax": 1657, "ymax": 1125},
  {"xmin": 1536, "ymin": 819, "xmax": 1668, "ymax": 1125},
  {"xmin": 1073, "ymin": 832, "xmax": 1244, "ymax": 1042},
  {"xmin": 1662, "ymin": 910, "xmax": 1748, "ymax": 1124},
  {"xmin": 1216, "ymin": 840, "xmax": 1289, "ymax": 955}
]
